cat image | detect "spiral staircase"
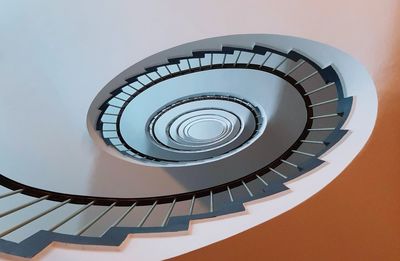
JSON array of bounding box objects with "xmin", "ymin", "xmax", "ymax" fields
[{"xmin": 0, "ymin": 34, "xmax": 375, "ymax": 258}]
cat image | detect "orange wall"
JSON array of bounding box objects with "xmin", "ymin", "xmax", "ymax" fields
[{"xmin": 174, "ymin": 2, "xmax": 400, "ymax": 261}]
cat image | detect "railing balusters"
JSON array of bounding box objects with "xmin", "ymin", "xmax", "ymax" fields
[
  {"xmin": 0, "ymin": 195, "xmax": 49, "ymax": 219},
  {"xmin": 222, "ymin": 53, "xmax": 227, "ymax": 67},
  {"xmin": 273, "ymin": 57, "xmax": 287, "ymax": 71},
  {"xmin": 227, "ymin": 186, "xmax": 234, "ymax": 202},
  {"xmin": 256, "ymin": 175, "xmax": 268, "ymax": 186},
  {"xmin": 246, "ymin": 53, "xmax": 256, "ymax": 67},
  {"xmin": 269, "ymin": 167, "xmax": 288, "ymax": 179},
  {"xmin": 292, "ymin": 150, "xmax": 316, "ymax": 157},
  {"xmin": 137, "ymin": 201, "xmax": 157, "ymax": 227},
  {"xmin": 101, "ymin": 121, "xmax": 117, "ymax": 125},
  {"xmin": 308, "ymin": 127, "xmax": 335, "ymax": 131},
  {"xmin": 0, "ymin": 189, "xmax": 23, "ymax": 200},
  {"xmin": 106, "ymin": 104, "xmax": 123, "ymax": 110},
  {"xmin": 280, "ymin": 159, "xmax": 298, "ymax": 170},
  {"xmin": 284, "ymin": 60, "xmax": 305, "ymax": 76},
  {"xmin": 259, "ymin": 52, "xmax": 272, "ymax": 68},
  {"xmin": 161, "ymin": 199, "xmax": 176, "ymax": 227},
  {"xmin": 308, "ymin": 98, "xmax": 339, "ymax": 108},
  {"xmin": 242, "ymin": 181, "xmax": 254, "ymax": 197},
  {"xmin": 111, "ymin": 202, "xmax": 137, "ymax": 228},
  {"xmin": 76, "ymin": 202, "xmax": 116, "ymax": 236},
  {"xmin": 0, "ymin": 199, "xmax": 71, "ymax": 238},
  {"xmin": 112, "ymin": 96, "xmax": 127, "ymax": 102},
  {"xmin": 188, "ymin": 195, "xmax": 195, "ymax": 215},
  {"xmin": 176, "ymin": 63, "xmax": 182, "ymax": 72},
  {"xmin": 128, "ymin": 84, "xmax": 139, "ymax": 91},
  {"xmin": 49, "ymin": 201, "xmax": 95, "ymax": 232},
  {"xmin": 210, "ymin": 191, "xmax": 213, "ymax": 213},
  {"xmin": 310, "ymin": 113, "xmax": 340, "ymax": 119},
  {"xmin": 0, "ymin": 49, "xmax": 351, "ymax": 240},
  {"xmin": 233, "ymin": 51, "xmax": 242, "ymax": 66},
  {"xmin": 136, "ymin": 78, "xmax": 145, "ymax": 86},
  {"xmin": 164, "ymin": 66, "xmax": 172, "ymax": 75},
  {"xmin": 300, "ymin": 139, "xmax": 325, "ymax": 144},
  {"xmin": 295, "ymin": 71, "xmax": 318, "ymax": 85},
  {"xmin": 304, "ymin": 82, "xmax": 335, "ymax": 96},
  {"xmin": 145, "ymin": 74, "xmax": 154, "ymax": 83},
  {"xmin": 0, "ymin": 46, "xmax": 353, "ymax": 251},
  {"xmin": 155, "ymin": 71, "xmax": 164, "ymax": 80}
]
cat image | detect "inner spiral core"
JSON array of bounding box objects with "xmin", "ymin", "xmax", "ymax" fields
[{"xmin": 147, "ymin": 95, "xmax": 263, "ymax": 161}]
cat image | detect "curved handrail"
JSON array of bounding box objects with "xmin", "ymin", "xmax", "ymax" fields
[{"xmin": 0, "ymin": 43, "xmax": 353, "ymax": 258}]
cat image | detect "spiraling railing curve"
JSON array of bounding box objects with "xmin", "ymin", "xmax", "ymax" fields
[{"xmin": 0, "ymin": 44, "xmax": 352, "ymax": 258}]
